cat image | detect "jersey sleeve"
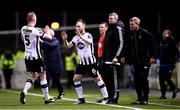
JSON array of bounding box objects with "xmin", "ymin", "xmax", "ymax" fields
[
  {"xmin": 21, "ymin": 26, "xmax": 26, "ymax": 36},
  {"xmin": 87, "ymin": 33, "xmax": 93, "ymax": 39},
  {"xmin": 85, "ymin": 33, "xmax": 93, "ymax": 44},
  {"xmin": 71, "ymin": 36, "xmax": 77, "ymax": 45},
  {"xmin": 21, "ymin": 26, "xmax": 26, "ymax": 42},
  {"xmin": 32, "ymin": 28, "xmax": 45, "ymax": 37}
]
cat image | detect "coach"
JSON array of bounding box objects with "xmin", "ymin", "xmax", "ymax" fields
[{"xmin": 102, "ymin": 12, "xmax": 124, "ymax": 104}]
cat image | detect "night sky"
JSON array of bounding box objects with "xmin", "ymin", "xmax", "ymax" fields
[
  {"xmin": 1, "ymin": 1, "xmax": 179, "ymax": 31},
  {"xmin": 0, "ymin": 0, "xmax": 179, "ymax": 51}
]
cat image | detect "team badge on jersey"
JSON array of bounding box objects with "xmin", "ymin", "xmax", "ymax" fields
[{"xmin": 77, "ymin": 42, "xmax": 85, "ymax": 49}]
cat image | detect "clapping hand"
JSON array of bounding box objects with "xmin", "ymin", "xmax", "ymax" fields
[
  {"xmin": 75, "ymin": 28, "xmax": 81, "ymax": 37},
  {"xmin": 61, "ymin": 31, "xmax": 68, "ymax": 40}
]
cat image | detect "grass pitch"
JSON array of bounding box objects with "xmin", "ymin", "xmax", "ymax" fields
[{"xmin": 0, "ymin": 88, "xmax": 180, "ymax": 110}]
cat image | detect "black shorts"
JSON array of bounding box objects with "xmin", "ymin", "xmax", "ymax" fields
[
  {"xmin": 97, "ymin": 64, "xmax": 104, "ymax": 74},
  {"xmin": 75, "ymin": 64, "xmax": 99, "ymax": 78},
  {"xmin": 25, "ymin": 59, "xmax": 45, "ymax": 73}
]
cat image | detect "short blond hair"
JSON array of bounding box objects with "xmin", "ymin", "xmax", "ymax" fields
[
  {"xmin": 27, "ymin": 11, "xmax": 36, "ymax": 22},
  {"xmin": 129, "ymin": 16, "xmax": 140, "ymax": 25}
]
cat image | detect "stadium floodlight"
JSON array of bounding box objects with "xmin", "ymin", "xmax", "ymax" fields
[{"xmin": 51, "ymin": 22, "xmax": 60, "ymax": 30}]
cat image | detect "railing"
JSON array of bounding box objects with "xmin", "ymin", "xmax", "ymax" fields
[{"xmin": 0, "ymin": 24, "xmax": 99, "ymax": 35}]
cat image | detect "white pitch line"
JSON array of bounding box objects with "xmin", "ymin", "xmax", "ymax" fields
[
  {"xmin": 62, "ymin": 97, "xmax": 143, "ymax": 110},
  {"xmin": 5, "ymin": 90, "xmax": 180, "ymax": 109},
  {"xmin": 4, "ymin": 90, "xmax": 143, "ymax": 110},
  {"xmin": 149, "ymin": 102, "xmax": 180, "ymax": 108},
  {"xmin": 3, "ymin": 90, "xmax": 180, "ymax": 109}
]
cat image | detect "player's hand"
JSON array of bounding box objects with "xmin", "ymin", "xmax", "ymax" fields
[
  {"xmin": 75, "ymin": 28, "xmax": 81, "ymax": 37},
  {"xmin": 61, "ymin": 31, "xmax": 68, "ymax": 40}
]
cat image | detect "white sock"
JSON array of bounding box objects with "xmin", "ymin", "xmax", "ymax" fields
[
  {"xmin": 23, "ymin": 82, "xmax": 31, "ymax": 94},
  {"xmin": 74, "ymin": 81, "xmax": 84, "ymax": 98},
  {"xmin": 40, "ymin": 79, "xmax": 49, "ymax": 100},
  {"xmin": 23, "ymin": 79, "xmax": 34, "ymax": 94},
  {"xmin": 97, "ymin": 80, "xmax": 108, "ymax": 98}
]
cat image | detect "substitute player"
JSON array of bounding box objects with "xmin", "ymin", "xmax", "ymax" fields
[{"xmin": 61, "ymin": 19, "xmax": 109, "ymax": 104}]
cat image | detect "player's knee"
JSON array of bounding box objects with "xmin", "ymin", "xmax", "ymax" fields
[
  {"xmin": 73, "ymin": 74, "xmax": 82, "ymax": 81},
  {"xmin": 94, "ymin": 76, "xmax": 101, "ymax": 83},
  {"xmin": 32, "ymin": 72, "xmax": 39, "ymax": 79},
  {"xmin": 39, "ymin": 73, "xmax": 46, "ymax": 80},
  {"xmin": 73, "ymin": 77, "xmax": 80, "ymax": 82},
  {"xmin": 26, "ymin": 79, "xmax": 34, "ymax": 84}
]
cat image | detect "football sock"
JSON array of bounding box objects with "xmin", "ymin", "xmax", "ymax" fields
[
  {"xmin": 40, "ymin": 79, "xmax": 49, "ymax": 100},
  {"xmin": 74, "ymin": 81, "xmax": 84, "ymax": 98},
  {"xmin": 23, "ymin": 79, "xmax": 34, "ymax": 94},
  {"xmin": 97, "ymin": 80, "xmax": 108, "ymax": 98}
]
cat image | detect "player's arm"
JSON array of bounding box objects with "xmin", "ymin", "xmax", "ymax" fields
[
  {"xmin": 43, "ymin": 33, "xmax": 52, "ymax": 40},
  {"xmin": 34, "ymin": 26, "xmax": 52, "ymax": 40},
  {"xmin": 75, "ymin": 28, "xmax": 92, "ymax": 44},
  {"xmin": 61, "ymin": 31, "xmax": 74, "ymax": 48}
]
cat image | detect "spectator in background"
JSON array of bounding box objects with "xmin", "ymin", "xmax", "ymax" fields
[
  {"xmin": 0, "ymin": 49, "xmax": 16, "ymax": 89},
  {"xmin": 41, "ymin": 28, "xmax": 64, "ymax": 100},
  {"xmin": 15, "ymin": 49, "xmax": 24, "ymax": 61},
  {"xmin": 157, "ymin": 29, "xmax": 179, "ymax": 99},
  {"xmin": 64, "ymin": 48, "xmax": 79, "ymax": 89},
  {"xmin": 124, "ymin": 17, "xmax": 157, "ymax": 105},
  {"xmin": 102, "ymin": 12, "xmax": 124, "ymax": 104}
]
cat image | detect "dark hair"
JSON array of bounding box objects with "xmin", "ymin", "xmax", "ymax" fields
[
  {"xmin": 163, "ymin": 29, "xmax": 172, "ymax": 36},
  {"xmin": 100, "ymin": 22, "xmax": 108, "ymax": 27}
]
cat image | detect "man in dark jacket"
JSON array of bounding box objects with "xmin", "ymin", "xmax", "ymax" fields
[
  {"xmin": 125, "ymin": 17, "xmax": 157, "ymax": 105},
  {"xmin": 157, "ymin": 29, "xmax": 179, "ymax": 99},
  {"xmin": 41, "ymin": 29, "xmax": 64, "ymax": 100},
  {"xmin": 102, "ymin": 12, "xmax": 124, "ymax": 104}
]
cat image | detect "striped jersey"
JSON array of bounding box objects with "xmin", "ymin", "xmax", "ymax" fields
[
  {"xmin": 21, "ymin": 25, "xmax": 44, "ymax": 60},
  {"xmin": 70, "ymin": 32, "xmax": 96, "ymax": 65}
]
